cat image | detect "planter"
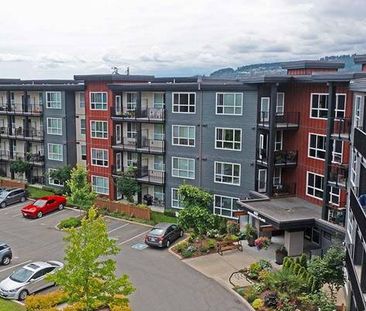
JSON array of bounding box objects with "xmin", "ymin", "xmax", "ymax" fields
[
  {"xmin": 275, "ymin": 251, "xmax": 287, "ymax": 265},
  {"xmin": 247, "ymin": 237, "xmax": 256, "ymax": 247}
]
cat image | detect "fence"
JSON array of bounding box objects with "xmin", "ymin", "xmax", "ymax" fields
[{"xmin": 95, "ymin": 198, "xmax": 151, "ymax": 220}]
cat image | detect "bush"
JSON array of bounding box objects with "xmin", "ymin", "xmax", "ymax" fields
[
  {"xmin": 181, "ymin": 248, "xmax": 194, "ymax": 258},
  {"xmin": 206, "ymin": 229, "xmax": 219, "ymax": 238},
  {"xmin": 235, "ymin": 287, "xmax": 245, "ymax": 297},
  {"xmin": 207, "ymin": 239, "xmax": 216, "ymax": 249},
  {"xmin": 25, "ymin": 290, "xmax": 68, "ymax": 310},
  {"xmin": 226, "ymin": 220, "xmax": 240, "ymax": 235},
  {"xmin": 58, "ymin": 217, "xmax": 81, "ymax": 229},
  {"xmin": 200, "ymin": 245, "xmax": 209, "ymax": 253},
  {"xmin": 263, "ymin": 290, "xmax": 277, "ymax": 307},
  {"xmin": 252, "ymin": 298, "xmax": 264, "ymax": 310},
  {"xmin": 175, "ymin": 241, "xmax": 189, "ymax": 253},
  {"xmin": 224, "ymin": 234, "xmax": 239, "ymax": 242},
  {"xmin": 243, "ymin": 286, "xmax": 259, "ymax": 303},
  {"xmin": 258, "ymin": 259, "xmax": 272, "ymax": 271}
]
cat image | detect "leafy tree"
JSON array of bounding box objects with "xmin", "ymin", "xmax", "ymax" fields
[
  {"xmin": 178, "ymin": 183, "xmax": 213, "ymax": 209},
  {"xmin": 67, "ymin": 165, "xmax": 96, "ymax": 211},
  {"xmin": 48, "ymin": 166, "xmax": 72, "ymax": 194},
  {"xmin": 177, "ymin": 205, "xmax": 214, "ymax": 238},
  {"xmin": 10, "ymin": 159, "xmax": 31, "ymax": 178},
  {"xmin": 308, "ymin": 245, "xmax": 346, "ymax": 300},
  {"xmin": 48, "ymin": 207, "xmax": 135, "ymax": 311},
  {"xmin": 116, "ymin": 166, "xmax": 140, "ymax": 203}
]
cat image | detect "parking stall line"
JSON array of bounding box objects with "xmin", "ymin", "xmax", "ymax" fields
[
  {"xmin": 118, "ymin": 229, "xmax": 151, "ymax": 246},
  {"xmin": 108, "ymin": 223, "xmax": 129, "ymax": 234},
  {"xmin": 0, "ymin": 260, "xmax": 31, "ymax": 273},
  {"xmin": 30, "ymin": 209, "xmax": 79, "ymax": 223}
]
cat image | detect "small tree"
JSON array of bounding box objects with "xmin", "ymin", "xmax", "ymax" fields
[
  {"xmin": 67, "ymin": 165, "xmax": 96, "ymax": 211},
  {"xmin": 178, "ymin": 205, "xmax": 215, "ymax": 238},
  {"xmin": 10, "ymin": 159, "xmax": 31, "ymax": 179},
  {"xmin": 48, "ymin": 207, "xmax": 135, "ymax": 310},
  {"xmin": 48, "ymin": 166, "xmax": 72, "ymax": 194},
  {"xmin": 116, "ymin": 166, "xmax": 140, "ymax": 203},
  {"xmin": 178, "ymin": 183, "xmax": 213, "ymax": 209}
]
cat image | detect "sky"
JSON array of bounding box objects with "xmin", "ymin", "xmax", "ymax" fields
[{"xmin": 0, "ymin": 0, "xmax": 365, "ymax": 79}]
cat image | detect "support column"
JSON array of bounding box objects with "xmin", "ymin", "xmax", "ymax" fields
[
  {"xmin": 284, "ymin": 230, "xmax": 304, "ymax": 256},
  {"xmin": 267, "ymin": 84, "xmax": 278, "ymax": 196},
  {"xmin": 322, "ymin": 82, "xmax": 336, "ymax": 220}
]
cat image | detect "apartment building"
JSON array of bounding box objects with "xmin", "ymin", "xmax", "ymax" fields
[
  {"xmin": 75, "ymin": 91, "xmax": 86, "ymax": 166},
  {"xmin": 0, "ymin": 80, "xmax": 83, "ymax": 186}
]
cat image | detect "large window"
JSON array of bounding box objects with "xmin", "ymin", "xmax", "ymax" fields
[
  {"xmin": 115, "ymin": 124, "xmax": 121, "ymax": 144},
  {"xmin": 79, "ymin": 92, "xmax": 85, "ymax": 108},
  {"xmin": 276, "ymin": 92, "xmax": 285, "ymax": 115},
  {"xmin": 172, "ymin": 93, "xmax": 196, "ymax": 113},
  {"xmin": 171, "ymin": 188, "xmax": 184, "ymax": 209},
  {"xmin": 332, "ymin": 139, "xmax": 343, "ymax": 163},
  {"xmin": 214, "ymin": 161, "xmax": 241, "ymax": 185},
  {"xmin": 354, "ymin": 95, "xmax": 363, "ymax": 129},
  {"xmin": 116, "ymin": 153, "xmax": 122, "ymax": 171},
  {"xmin": 48, "ymin": 143, "xmax": 63, "ymax": 161},
  {"xmin": 90, "ymin": 92, "xmax": 107, "ymax": 110},
  {"xmin": 308, "ymin": 133, "xmax": 326, "ymax": 159},
  {"xmin": 216, "ymin": 93, "xmax": 243, "ymax": 115},
  {"xmin": 154, "ymin": 124, "xmax": 164, "ymax": 140},
  {"xmin": 214, "ymin": 195, "xmax": 239, "ymax": 218},
  {"xmin": 335, "ymin": 94, "xmax": 346, "ymax": 119},
  {"xmin": 91, "ymin": 148, "xmax": 108, "ymax": 167},
  {"xmin": 48, "ymin": 168, "xmax": 63, "ymax": 186},
  {"xmin": 329, "ymin": 186, "xmax": 340, "ymax": 206},
  {"xmin": 90, "ymin": 121, "xmax": 108, "ymax": 139},
  {"xmin": 350, "ymin": 149, "xmax": 359, "ymax": 187},
  {"xmin": 81, "ymin": 144, "xmax": 86, "ymax": 160},
  {"xmin": 260, "ymin": 97, "xmax": 270, "ymax": 121},
  {"xmin": 215, "ymin": 128, "xmax": 241, "ymax": 151},
  {"xmin": 153, "ymin": 93, "xmax": 165, "ymax": 109},
  {"xmin": 172, "ymin": 157, "xmax": 195, "ymax": 179},
  {"xmin": 91, "ymin": 176, "xmax": 109, "ymax": 195},
  {"xmin": 46, "ymin": 118, "xmax": 62, "ymax": 135},
  {"xmin": 127, "ymin": 123, "xmax": 137, "ymax": 139},
  {"xmin": 306, "ymin": 171, "xmax": 323, "ymax": 200},
  {"xmin": 126, "ymin": 93, "xmax": 137, "ymax": 111},
  {"xmin": 310, "ymin": 94, "xmax": 346, "ymax": 119},
  {"xmin": 127, "ymin": 152, "xmax": 138, "ymax": 167},
  {"xmin": 154, "ymin": 155, "xmax": 165, "ymax": 171},
  {"xmin": 46, "ymin": 92, "xmax": 61, "ymax": 109},
  {"xmin": 80, "ymin": 118, "xmax": 86, "ymax": 135},
  {"xmin": 172, "ymin": 125, "xmax": 195, "ymax": 146}
]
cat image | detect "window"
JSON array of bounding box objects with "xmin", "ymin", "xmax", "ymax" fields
[
  {"xmin": 127, "ymin": 123, "xmax": 136, "ymax": 139},
  {"xmin": 79, "ymin": 92, "xmax": 85, "ymax": 108},
  {"xmin": 81, "ymin": 144, "xmax": 86, "ymax": 160},
  {"xmin": 126, "ymin": 93, "xmax": 137, "ymax": 111},
  {"xmin": 260, "ymin": 97, "xmax": 270, "ymax": 121},
  {"xmin": 46, "ymin": 92, "xmax": 61, "ymax": 109},
  {"xmin": 154, "ymin": 186, "xmax": 164, "ymax": 203},
  {"xmin": 80, "ymin": 119, "xmax": 86, "ymax": 135},
  {"xmin": 48, "ymin": 168, "xmax": 63, "ymax": 186},
  {"xmin": 276, "ymin": 93, "xmax": 285, "ymax": 115},
  {"xmin": 306, "ymin": 171, "xmax": 324, "ymax": 200},
  {"xmin": 216, "ymin": 93, "xmax": 243, "ymax": 115},
  {"xmin": 332, "ymin": 139, "xmax": 343, "ymax": 164},
  {"xmin": 308, "ymin": 133, "xmax": 326, "ymax": 159},
  {"xmin": 90, "ymin": 92, "xmax": 107, "ymax": 110},
  {"xmin": 171, "ymin": 188, "xmax": 183, "ymax": 209},
  {"xmin": 38, "ymin": 92, "xmax": 43, "ymax": 105},
  {"xmin": 310, "ymin": 94, "xmax": 328, "ymax": 119},
  {"xmin": 90, "ymin": 121, "xmax": 108, "ymax": 139},
  {"xmin": 153, "ymin": 93, "xmax": 165, "ymax": 109},
  {"xmin": 91, "ymin": 148, "xmax": 108, "ymax": 167},
  {"xmin": 214, "ymin": 195, "xmax": 239, "ymax": 218},
  {"xmin": 48, "ymin": 143, "xmax": 63, "ymax": 161},
  {"xmin": 116, "ymin": 153, "xmax": 122, "ymax": 171},
  {"xmin": 172, "ymin": 125, "xmax": 195, "ymax": 146},
  {"xmin": 215, "ymin": 128, "xmax": 241, "ymax": 151},
  {"xmin": 154, "ymin": 124, "xmax": 164, "ymax": 140},
  {"xmin": 172, "ymin": 93, "xmax": 196, "ymax": 113},
  {"xmin": 172, "ymin": 157, "xmax": 195, "ymax": 179},
  {"xmin": 46, "ymin": 118, "xmax": 62, "ymax": 135},
  {"xmin": 273, "ymin": 167, "xmax": 282, "ymax": 185},
  {"xmin": 354, "ymin": 96, "xmax": 362, "ymax": 129},
  {"xmin": 115, "ymin": 124, "xmax": 121, "ymax": 144},
  {"xmin": 115, "ymin": 95, "xmax": 122, "ymax": 115},
  {"xmin": 154, "ymin": 155, "xmax": 165, "ymax": 171},
  {"xmin": 91, "ymin": 176, "xmax": 109, "ymax": 195},
  {"xmin": 127, "ymin": 153, "xmax": 138, "ymax": 167},
  {"xmin": 329, "ymin": 186, "xmax": 340, "ymax": 206},
  {"xmin": 275, "ymin": 131, "xmax": 283, "ymax": 151},
  {"xmin": 335, "ymin": 94, "xmax": 346, "ymax": 119},
  {"xmin": 350, "ymin": 149, "xmax": 359, "ymax": 187},
  {"xmin": 215, "ymin": 161, "xmax": 241, "ymax": 185},
  {"xmin": 258, "ymin": 169, "xmax": 267, "ymax": 192}
]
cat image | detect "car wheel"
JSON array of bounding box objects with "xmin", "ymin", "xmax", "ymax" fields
[
  {"xmin": 18, "ymin": 289, "xmax": 28, "ymax": 301},
  {"xmin": 58, "ymin": 203, "xmax": 64, "ymax": 211},
  {"xmin": 0, "ymin": 202, "xmax": 6, "ymax": 208},
  {"xmin": 20, "ymin": 196, "xmax": 26, "ymax": 202},
  {"xmin": 180, "ymin": 230, "xmax": 184, "ymax": 237},
  {"xmin": 166, "ymin": 240, "xmax": 171, "ymax": 248},
  {"xmin": 37, "ymin": 211, "xmax": 43, "ymax": 218},
  {"xmin": 1, "ymin": 256, "xmax": 11, "ymax": 265}
]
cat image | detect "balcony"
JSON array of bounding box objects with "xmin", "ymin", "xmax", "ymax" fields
[
  {"xmin": 350, "ymin": 190, "xmax": 366, "ymax": 238},
  {"xmin": 354, "ymin": 128, "xmax": 366, "ymax": 160},
  {"xmin": 30, "ymin": 176, "xmax": 45, "ymax": 184},
  {"xmin": 256, "ymin": 149, "xmax": 297, "ymax": 167},
  {"xmin": 112, "ymin": 136, "xmax": 165, "ymax": 154},
  {"xmin": 0, "ymin": 151, "xmax": 44, "ymax": 166},
  {"xmin": 331, "ymin": 117, "xmax": 351, "ymax": 140},
  {"xmin": 272, "ymin": 182, "xmax": 296, "ymax": 197},
  {"xmin": 328, "ymin": 163, "xmax": 348, "ymax": 188},
  {"xmin": 0, "ymin": 127, "xmax": 44, "ymax": 141},
  {"xmin": 258, "ymin": 112, "xmax": 299, "ymax": 129},
  {"xmin": 26, "ymin": 153, "xmax": 45, "ymax": 166},
  {"xmin": 111, "ymin": 106, "xmax": 165, "ymax": 123},
  {"xmin": 0, "ymin": 103, "xmax": 43, "ymax": 116},
  {"xmin": 327, "ymin": 202, "xmax": 346, "ymax": 227},
  {"xmin": 112, "ymin": 166, "xmax": 165, "ymax": 185}
]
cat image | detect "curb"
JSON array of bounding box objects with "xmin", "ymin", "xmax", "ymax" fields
[{"xmin": 167, "ymin": 235, "xmax": 191, "ymax": 260}]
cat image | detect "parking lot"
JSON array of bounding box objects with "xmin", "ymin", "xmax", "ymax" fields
[{"xmin": 0, "ymin": 201, "xmax": 246, "ymax": 311}]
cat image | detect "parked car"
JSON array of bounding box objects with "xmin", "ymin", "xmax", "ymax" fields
[
  {"xmin": 145, "ymin": 223, "xmax": 183, "ymax": 248},
  {"xmin": 0, "ymin": 242, "xmax": 12, "ymax": 265},
  {"xmin": 0, "ymin": 188, "xmax": 26, "ymax": 208},
  {"xmin": 21, "ymin": 195, "xmax": 67, "ymax": 218},
  {"xmin": 0, "ymin": 261, "xmax": 63, "ymax": 300}
]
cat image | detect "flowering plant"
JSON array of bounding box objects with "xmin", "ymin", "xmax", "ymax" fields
[{"xmin": 254, "ymin": 237, "xmax": 271, "ymax": 250}]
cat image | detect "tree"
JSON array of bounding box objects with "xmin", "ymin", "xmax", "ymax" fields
[
  {"xmin": 48, "ymin": 207, "xmax": 135, "ymax": 310},
  {"xmin": 67, "ymin": 165, "xmax": 96, "ymax": 211},
  {"xmin": 116, "ymin": 166, "xmax": 140, "ymax": 203},
  {"xmin": 48, "ymin": 166, "xmax": 72, "ymax": 194},
  {"xmin": 178, "ymin": 183, "xmax": 213, "ymax": 209},
  {"xmin": 10, "ymin": 159, "xmax": 31, "ymax": 179}
]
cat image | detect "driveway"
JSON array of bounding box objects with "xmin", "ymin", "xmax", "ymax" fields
[{"xmin": 0, "ymin": 202, "xmax": 248, "ymax": 311}]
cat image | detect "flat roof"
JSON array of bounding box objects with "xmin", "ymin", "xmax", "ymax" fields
[
  {"xmin": 350, "ymin": 78, "xmax": 366, "ymax": 92},
  {"xmin": 354, "ymin": 54, "xmax": 366, "ymax": 64},
  {"xmin": 73, "ymin": 74, "xmax": 154, "ymax": 82},
  {"xmin": 281, "ymin": 60, "xmax": 345, "ymax": 70}
]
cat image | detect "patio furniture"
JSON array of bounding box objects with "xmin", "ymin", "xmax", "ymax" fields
[{"xmin": 217, "ymin": 240, "xmax": 243, "ymax": 256}]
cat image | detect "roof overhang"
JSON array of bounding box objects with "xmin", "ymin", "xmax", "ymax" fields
[{"xmin": 281, "ymin": 60, "xmax": 345, "ymax": 70}]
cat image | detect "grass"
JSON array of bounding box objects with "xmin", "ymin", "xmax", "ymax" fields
[
  {"xmin": 27, "ymin": 186, "xmax": 54, "ymax": 199},
  {"xmin": 0, "ymin": 299, "xmax": 25, "ymax": 311},
  {"xmin": 105, "ymin": 210, "xmax": 177, "ymax": 226},
  {"xmin": 151, "ymin": 211, "xmax": 177, "ymax": 224}
]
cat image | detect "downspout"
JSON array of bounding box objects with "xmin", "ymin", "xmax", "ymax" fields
[{"xmin": 198, "ymin": 79, "xmax": 203, "ymax": 187}]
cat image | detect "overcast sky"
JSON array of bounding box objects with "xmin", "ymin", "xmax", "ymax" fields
[{"xmin": 0, "ymin": 0, "xmax": 365, "ymax": 79}]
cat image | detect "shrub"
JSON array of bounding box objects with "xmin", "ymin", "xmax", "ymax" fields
[
  {"xmin": 224, "ymin": 234, "xmax": 239, "ymax": 242},
  {"xmin": 258, "ymin": 259, "xmax": 272, "ymax": 271},
  {"xmin": 206, "ymin": 229, "xmax": 219, "ymax": 238},
  {"xmin": 175, "ymin": 241, "xmax": 189, "ymax": 253},
  {"xmin": 207, "ymin": 239, "xmax": 216, "ymax": 249},
  {"xmin": 252, "ymin": 298, "xmax": 264, "ymax": 310},
  {"xmin": 243, "ymin": 286, "xmax": 259, "ymax": 303},
  {"xmin": 188, "ymin": 233, "xmax": 197, "ymax": 243},
  {"xmin": 58, "ymin": 217, "xmax": 81, "ymax": 229},
  {"xmin": 136, "ymin": 204, "xmax": 149, "ymax": 209},
  {"xmin": 263, "ymin": 290, "xmax": 277, "ymax": 307},
  {"xmin": 236, "ymin": 287, "xmax": 246, "ymax": 297},
  {"xmin": 181, "ymin": 248, "xmax": 194, "ymax": 258},
  {"xmin": 25, "ymin": 290, "xmax": 68, "ymax": 310},
  {"xmin": 200, "ymin": 245, "xmax": 209, "ymax": 253},
  {"xmin": 258, "ymin": 269, "xmax": 270, "ymax": 282},
  {"xmin": 226, "ymin": 220, "xmax": 240, "ymax": 235}
]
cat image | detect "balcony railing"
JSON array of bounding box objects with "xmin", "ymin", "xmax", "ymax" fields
[
  {"xmin": 142, "ymin": 194, "xmax": 165, "ymax": 207},
  {"xmin": 258, "ymin": 112, "xmax": 300, "ymax": 129},
  {"xmin": 256, "ymin": 149, "xmax": 297, "ymax": 166},
  {"xmin": 135, "ymin": 166, "xmax": 165, "ymax": 185},
  {"xmin": 0, "ymin": 103, "xmax": 43, "ymax": 115},
  {"xmin": 0, "ymin": 127, "xmax": 43, "ymax": 140},
  {"xmin": 328, "ymin": 164, "xmax": 348, "ymax": 188},
  {"xmin": 272, "ymin": 182, "xmax": 296, "ymax": 197},
  {"xmin": 0, "ymin": 151, "xmax": 44, "ymax": 164},
  {"xmin": 30, "ymin": 176, "xmax": 45, "ymax": 184},
  {"xmin": 331, "ymin": 117, "xmax": 351, "ymax": 140},
  {"xmin": 112, "ymin": 136, "xmax": 165, "ymax": 153},
  {"xmin": 111, "ymin": 106, "xmax": 165, "ymax": 122},
  {"xmin": 327, "ymin": 202, "xmax": 346, "ymax": 227}
]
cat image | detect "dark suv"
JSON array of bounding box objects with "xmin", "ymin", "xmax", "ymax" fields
[
  {"xmin": 0, "ymin": 242, "xmax": 12, "ymax": 265},
  {"xmin": 0, "ymin": 188, "xmax": 26, "ymax": 208}
]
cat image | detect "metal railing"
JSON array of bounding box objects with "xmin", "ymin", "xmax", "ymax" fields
[
  {"xmin": 328, "ymin": 164, "xmax": 348, "ymax": 187},
  {"xmin": 111, "ymin": 106, "xmax": 165, "ymax": 121},
  {"xmin": 0, "ymin": 103, "xmax": 43, "ymax": 115},
  {"xmin": 332, "ymin": 117, "xmax": 351, "ymax": 140},
  {"xmin": 0, "ymin": 127, "xmax": 43, "ymax": 140},
  {"xmin": 135, "ymin": 166, "xmax": 165, "ymax": 184},
  {"xmin": 274, "ymin": 150, "xmax": 298, "ymax": 165},
  {"xmin": 112, "ymin": 136, "xmax": 165, "ymax": 153},
  {"xmin": 272, "ymin": 182, "xmax": 297, "ymax": 197},
  {"xmin": 258, "ymin": 111, "xmax": 300, "ymax": 127},
  {"xmin": 30, "ymin": 176, "xmax": 45, "ymax": 184}
]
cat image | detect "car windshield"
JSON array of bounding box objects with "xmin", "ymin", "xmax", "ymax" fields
[
  {"xmin": 33, "ymin": 199, "xmax": 47, "ymax": 207},
  {"xmin": 149, "ymin": 228, "xmax": 165, "ymax": 235},
  {"xmin": 9, "ymin": 267, "xmax": 34, "ymax": 283}
]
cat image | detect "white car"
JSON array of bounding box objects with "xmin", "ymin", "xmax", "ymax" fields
[{"xmin": 0, "ymin": 261, "xmax": 63, "ymax": 300}]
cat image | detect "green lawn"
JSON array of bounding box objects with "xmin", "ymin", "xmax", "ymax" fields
[
  {"xmin": 27, "ymin": 186, "xmax": 54, "ymax": 199},
  {"xmin": 0, "ymin": 299, "xmax": 24, "ymax": 311},
  {"xmin": 151, "ymin": 211, "xmax": 177, "ymax": 224}
]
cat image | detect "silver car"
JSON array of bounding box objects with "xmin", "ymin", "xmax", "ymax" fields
[
  {"xmin": 0, "ymin": 261, "xmax": 63, "ymax": 300},
  {"xmin": 0, "ymin": 188, "xmax": 26, "ymax": 208}
]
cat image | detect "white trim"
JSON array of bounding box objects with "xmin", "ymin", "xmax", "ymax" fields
[
  {"xmin": 171, "ymin": 125, "xmax": 195, "ymax": 147},
  {"xmin": 214, "ymin": 161, "xmax": 241, "ymax": 186},
  {"xmin": 276, "ymin": 92, "xmax": 285, "ymax": 116},
  {"xmin": 309, "ymin": 93, "xmax": 346, "ymax": 120},
  {"xmin": 115, "ymin": 124, "xmax": 122, "ymax": 144},
  {"xmin": 171, "ymin": 157, "xmax": 195, "ymax": 179},
  {"xmin": 274, "ymin": 130, "xmax": 283, "ymax": 151},
  {"xmin": 171, "ymin": 187, "xmax": 184, "ymax": 209},
  {"xmin": 91, "ymin": 148, "xmax": 109, "ymax": 167},
  {"xmin": 45, "ymin": 91, "xmax": 62, "ymax": 109},
  {"xmin": 258, "ymin": 169, "xmax": 267, "ymax": 192},
  {"xmin": 335, "ymin": 93, "xmax": 347, "ymax": 119},
  {"xmin": 172, "ymin": 92, "xmax": 196, "ymax": 114},
  {"xmin": 306, "ymin": 171, "xmax": 324, "ymax": 201},
  {"xmin": 115, "ymin": 95, "xmax": 122, "ymax": 115},
  {"xmin": 116, "ymin": 153, "xmax": 122, "ymax": 172},
  {"xmin": 213, "ymin": 194, "xmax": 240, "ymax": 219},
  {"xmin": 47, "ymin": 143, "xmax": 63, "ymax": 162},
  {"xmin": 90, "ymin": 120, "xmax": 108, "ymax": 139},
  {"xmin": 48, "ymin": 168, "xmax": 63, "ymax": 186},
  {"xmin": 214, "ymin": 127, "xmax": 242, "ymax": 151},
  {"xmin": 308, "ymin": 132, "xmax": 326, "ymax": 161},
  {"xmin": 90, "ymin": 92, "xmax": 108, "ymax": 111},
  {"xmin": 91, "ymin": 175, "xmax": 109, "ymax": 195},
  {"xmin": 260, "ymin": 97, "xmax": 270, "ymax": 121},
  {"xmin": 310, "ymin": 93, "xmax": 328, "ymax": 120},
  {"xmin": 215, "ymin": 92, "xmax": 243, "ymax": 116},
  {"xmin": 46, "ymin": 117, "xmax": 62, "ymax": 136}
]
